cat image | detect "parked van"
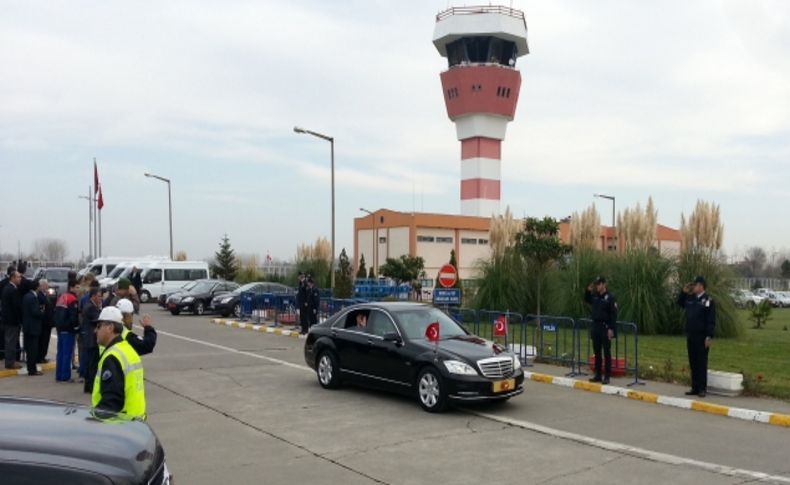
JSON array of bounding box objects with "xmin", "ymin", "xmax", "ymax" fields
[
  {"xmin": 77, "ymin": 257, "xmax": 130, "ymax": 280},
  {"xmin": 140, "ymin": 261, "xmax": 211, "ymax": 303},
  {"xmin": 101, "ymin": 260, "xmax": 159, "ymax": 291}
]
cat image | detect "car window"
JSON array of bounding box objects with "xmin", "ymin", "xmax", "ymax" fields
[
  {"xmin": 143, "ymin": 269, "xmax": 162, "ymax": 284},
  {"xmin": 44, "ymin": 269, "xmax": 70, "ymax": 282},
  {"xmin": 395, "ymin": 307, "xmax": 468, "ymax": 341},
  {"xmin": 190, "ymin": 269, "xmax": 208, "ymax": 280},
  {"xmin": 337, "ymin": 309, "xmax": 369, "ymax": 329},
  {"xmin": 367, "ymin": 310, "xmax": 397, "ymax": 337},
  {"xmin": 89, "ymin": 265, "xmax": 102, "ymax": 274}
]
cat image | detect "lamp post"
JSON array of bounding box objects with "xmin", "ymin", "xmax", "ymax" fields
[
  {"xmin": 145, "ymin": 173, "xmax": 173, "ymax": 260},
  {"xmin": 594, "ymin": 193, "xmax": 616, "ymax": 251},
  {"xmin": 294, "ymin": 126, "xmax": 335, "ymax": 289},
  {"xmin": 78, "ymin": 187, "xmax": 94, "ymax": 260},
  {"xmin": 360, "ymin": 208, "xmax": 376, "ymax": 278}
]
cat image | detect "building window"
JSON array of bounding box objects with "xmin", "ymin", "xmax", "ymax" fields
[
  {"xmin": 436, "ymin": 237, "xmax": 453, "ymax": 243},
  {"xmin": 478, "ymin": 238, "xmax": 489, "ymax": 245},
  {"xmin": 417, "ymin": 236, "xmax": 435, "ymax": 243},
  {"xmin": 461, "ymin": 238, "xmax": 478, "ymax": 245},
  {"xmin": 378, "ymin": 236, "xmax": 387, "ymax": 244}
]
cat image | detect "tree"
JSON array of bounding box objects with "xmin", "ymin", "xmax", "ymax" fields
[
  {"xmin": 33, "ymin": 238, "xmax": 68, "ymax": 263},
  {"xmin": 743, "ymin": 247, "xmax": 767, "ymax": 277},
  {"xmin": 334, "ymin": 249, "xmax": 354, "ymax": 298},
  {"xmin": 515, "ymin": 217, "xmax": 570, "ymax": 317},
  {"xmin": 211, "ymin": 234, "xmax": 239, "ymax": 281},
  {"xmin": 379, "ymin": 255, "xmax": 425, "ymax": 286},
  {"xmin": 436, "ymin": 249, "xmax": 462, "ymax": 289},
  {"xmin": 174, "ymin": 250, "xmax": 188, "ymax": 261},
  {"xmin": 680, "ymin": 200, "xmax": 723, "ymax": 254},
  {"xmin": 356, "ymin": 254, "xmax": 368, "ymax": 278},
  {"xmin": 781, "ymin": 259, "xmax": 790, "ymax": 279},
  {"xmin": 295, "ymin": 237, "xmax": 332, "ymax": 289},
  {"xmin": 749, "ymin": 300, "xmax": 772, "ymax": 329},
  {"xmin": 368, "ymin": 266, "xmax": 376, "ymax": 278}
]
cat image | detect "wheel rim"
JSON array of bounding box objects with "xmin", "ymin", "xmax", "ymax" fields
[
  {"xmin": 141, "ymin": 291, "xmax": 150, "ymax": 303},
  {"xmin": 233, "ymin": 304, "xmax": 240, "ymax": 318},
  {"xmin": 419, "ymin": 373, "xmax": 440, "ymax": 408},
  {"xmin": 318, "ymin": 355, "xmax": 333, "ymax": 385},
  {"xmin": 196, "ymin": 303, "xmax": 204, "ymax": 315}
]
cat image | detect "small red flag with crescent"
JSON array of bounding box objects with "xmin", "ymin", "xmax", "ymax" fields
[
  {"xmin": 493, "ymin": 315, "xmax": 507, "ymax": 337},
  {"xmin": 97, "ymin": 184, "xmax": 104, "ymax": 210},
  {"xmin": 425, "ymin": 322, "xmax": 440, "ymax": 342}
]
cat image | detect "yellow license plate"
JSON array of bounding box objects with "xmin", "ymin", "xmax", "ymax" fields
[{"xmin": 492, "ymin": 379, "xmax": 516, "ymax": 393}]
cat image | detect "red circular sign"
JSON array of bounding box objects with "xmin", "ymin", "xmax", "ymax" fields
[{"xmin": 438, "ymin": 264, "xmax": 458, "ymax": 288}]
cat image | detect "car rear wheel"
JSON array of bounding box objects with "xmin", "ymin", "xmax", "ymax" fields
[
  {"xmin": 316, "ymin": 350, "xmax": 341, "ymax": 389},
  {"xmin": 170, "ymin": 309, "xmax": 180, "ymax": 316},
  {"xmin": 416, "ymin": 367, "xmax": 447, "ymax": 413},
  {"xmin": 194, "ymin": 302, "xmax": 205, "ymax": 315},
  {"xmin": 140, "ymin": 290, "xmax": 151, "ymax": 303}
]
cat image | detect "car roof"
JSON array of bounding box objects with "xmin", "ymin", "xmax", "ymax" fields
[{"xmin": 0, "ymin": 397, "xmax": 161, "ymax": 477}]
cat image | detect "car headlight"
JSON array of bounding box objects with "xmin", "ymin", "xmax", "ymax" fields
[
  {"xmin": 513, "ymin": 356, "xmax": 522, "ymax": 370},
  {"xmin": 47, "ymin": 288, "xmax": 56, "ymax": 295},
  {"xmin": 443, "ymin": 360, "xmax": 478, "ymax": 376},
  {"xmin": 182, "ymin": 296, "xmax": 194, "ymax": 303},
  {"xmin": 221, "ymin": 297, "xmax": 233, "ymax": 303}
]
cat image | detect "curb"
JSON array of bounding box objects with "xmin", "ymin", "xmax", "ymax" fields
[
  {"xmin": 523, "ymin": 371, "xmax": 790, "ymax": 429},
  {"xmin": 208, "ymin": 318, "xmax": 789, "ymax": 429},
  {"xmin": 0, "ymin": 362, "xmax": 57, "ymax": 379},
  {"xmin": 211, "ymin": 318, "xmax": 305, "ymax": 339}
]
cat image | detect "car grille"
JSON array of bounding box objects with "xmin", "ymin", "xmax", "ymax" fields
[{"xmin": 477, "ymin": 357, "xmax": 514, "ymax": 379}]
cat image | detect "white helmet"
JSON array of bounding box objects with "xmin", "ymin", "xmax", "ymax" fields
[
  {"xmin": 116, "ymin": 298, "xmax": 135, "ymax": 315},
  {"xmin": 98, "ymin": 306, "xmax": 124, "ymax": 325}
]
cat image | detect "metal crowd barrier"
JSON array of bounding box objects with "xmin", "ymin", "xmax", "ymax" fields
[{"xmin": 578, "ymin": 318, "xmax": 644, "ymax": 387}]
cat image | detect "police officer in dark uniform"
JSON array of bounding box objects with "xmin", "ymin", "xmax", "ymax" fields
[
  {"xmin": 677, "ymin": 276, "xmax": 715, "ymax": 398},
  {"xmin": 305, "ymin": 277, "xmax": 320, "ymax": 332},
  {"xmin": 584, "ymin": 276, "xmax": 618, "ymax": 384},
  {"xmin": 296, "ymin": 272, "xmax": 308, "ymax": 334}
]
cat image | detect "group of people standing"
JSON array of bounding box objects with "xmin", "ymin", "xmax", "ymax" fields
[
  {"xmin": 0, "ymin": 262, "xmax": 155, "ymax": 419},
  {"xmin": 584, "ymin": 275, "xmax": 716, "ymax": 397}
]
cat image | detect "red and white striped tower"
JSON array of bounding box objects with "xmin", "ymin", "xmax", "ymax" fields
[{"xmin": 433, "ymin": 6, "xmax": 529, "ymax": 217}]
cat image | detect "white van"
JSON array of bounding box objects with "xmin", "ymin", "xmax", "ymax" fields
[
  {"xmin": 101, "ymin": 260, "xmax": 158, "ymax": 291},
  {"xmin": 78, "ymin": 257, "xmax": 130, "ymax": 280},
  {"xmin": 140, "ymin": 261, "xmax": 211, "ymax": 303}
]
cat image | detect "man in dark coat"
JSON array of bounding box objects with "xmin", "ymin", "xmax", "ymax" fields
[
  {"xmin": 2, "ymin": 270, "xmax": 23, "ymax": 369},
  {"xmin": 130, "ymin": 267, "xmax": 143, "ymax": 296},
  {"xmin": 296, "ymin": 272, "xmax": 308, "ymax": 334},
  {"xmin": 36, "ymin": 279, "xmax": 55, "ymax": 363},
  {"xmin": 677, "ymin": 276, "xmax": 716, "ymax": 398},
  {"xmin": 305, "ymin": 277, "xmax": 320, "ymax": 331},
  {"xmin": 584, "ymin": 276, "xmax": 618, "ymax": 384},
  {"xmin": 81, "ymin": 287, "xmax": 102, "ymax": 392},
  {"xmin": 22, "ymin": 280, "xmax": 44, "ymax": 375}
]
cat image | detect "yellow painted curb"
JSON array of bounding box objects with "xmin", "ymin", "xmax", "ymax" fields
[
  {"xmin": 0, "ymin": 362, "xmax": 56, "ymax": 379},
  {"xmin": 530, "ymin": 373, "xmax": 554, "ymax": 384},
  {"xmin": 574, "ymin": 381, "xmax": 602, "ymax": 393},
  {"xmin": 690, "ymin": 401, "xmax": 730, "ymax": 416},
  {"xmin": 627, "ymin": 391, "xmax": 659, "ymax": 404},
  {"xmin": 768, "ymin": 414, "xmax": 790, "ymax": 428}
]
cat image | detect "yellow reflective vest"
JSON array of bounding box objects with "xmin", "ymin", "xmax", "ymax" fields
[{"xmin": 91, "ymin": 338, "xmax": 146, "ymax": 419}]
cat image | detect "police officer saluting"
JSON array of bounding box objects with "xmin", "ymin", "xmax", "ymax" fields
[
  {"xmin": 92, "ymin": 307, "xmax": 146, "ymax": 420},
  {"xmin": 584, "ymin": 276, "xmax": 618, "ymax": 384},
  {"xmin": 677, "ymin": 276, "xmax": 715, "ymax": 398}
]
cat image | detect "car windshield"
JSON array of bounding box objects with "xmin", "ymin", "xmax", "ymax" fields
[
  {"xmin": 44, "ymin": 269, "xmax": 70, "ymax": 282},
  {"xmin": 107, "ymin": 266, "xmax": 126, "ymax": 278},
  {"xmin": 395, "ymin": 307, "xmax": 468, "ymax": 341},
  {"xmin": 233, "ymin": 283, "xmax": 262, "ymax": 295},
  {"xmin": 190, "ymin": 281, "xmax": 215, "ymax": 293},
  {"xmin": 180, "ymin": 281, "xmax": 199, "ymax": 291}
]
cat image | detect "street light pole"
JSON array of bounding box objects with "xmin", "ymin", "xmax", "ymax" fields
[
  {"xmin": 360, "ymin": 208, "xmax": 376, "ymax": 278},
  {"xmin": 594, "ymin": 193, "xmax": 616, "ymax": 250},
  {"xmin": 78, "ymin": 187, "xmax": 93, "ymax": 260},
  {"xmin": 294, "ymin": 126, "xmax": 335, "ymax": 290},
  {"xmin": 145, "ymin": 173, "xmax": 174, "ymax": 260}
]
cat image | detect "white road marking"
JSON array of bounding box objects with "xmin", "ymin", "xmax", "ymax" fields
[{"xmin": 153, "ymin": 326, "xmax": 790, "ymax": 484}]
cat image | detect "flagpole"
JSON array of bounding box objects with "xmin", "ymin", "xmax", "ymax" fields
[
  {"xmin": 93, "ymin": 158, "xmax": 98, "ymax": 258},
  {"xmin": 88, "ymin": 185, "xmax": 93, "ymax": 260},
  {"xmin": 98, "ymin": 206, "xmax": 102, "ymax": 257}
]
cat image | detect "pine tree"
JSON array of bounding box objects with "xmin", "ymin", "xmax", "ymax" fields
[
  {"xmin": 368, "ymin": 266, "xmax": 376, "ymax": 278},
  {"xmin": 211, "ymin": 234, "xmax": 239, "ymax": 281},
  {"xmin": 334, "ymin": 249, "xmax": 354, "ymax": 298},
  {"xmin": 357, "ymin": 254, "xmax": 368, "ymax": 278},
  {"xmin": 436, "ymin": 249, "xmax": 463, "ymax": 289}
]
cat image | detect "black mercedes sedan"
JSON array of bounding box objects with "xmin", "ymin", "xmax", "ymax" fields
[
  {"xmin": 166, "ymin": 279, "xmax": 239, "ymax": 315},
  {"xmin": 0, "ymin": 396, "xmax": 171, "ymax": 484},
  {"xmin": 304, "ymin": 302, "xmax": 524, "ymax": 412},
  {"xmin": 211, "ymin": 281, "xmax": 294, "ymax": 318}
]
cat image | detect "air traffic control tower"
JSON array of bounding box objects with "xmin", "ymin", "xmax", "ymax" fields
[{"xmin": 433, "ymin": 6, "xmax": 529, "ymax": 217}]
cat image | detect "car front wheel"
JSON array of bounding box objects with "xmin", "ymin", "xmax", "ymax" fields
[
  {"xmin": 170, "ymin": 309, "xmax": 180, "ymax": 316},
  {"xmin": 233, "ymin": 303, "xmax": 241, "ymax": 319},
  {"xmin": 316, "ymin": 350, "xmax": 341, "ymax": 389},
  {"xmin": 416, "ymin": 367, "xmax": 448, "ymax": 413},
  {"xmin": 194, "ymin": 302, "xmax": 205, "ymax": 315},
  {"xmin": 140, "ymin": 290, "xmax": 151, "ymax": 303}
]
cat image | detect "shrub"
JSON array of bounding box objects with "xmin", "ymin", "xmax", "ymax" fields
[
  {"xmin": 609, "ymin": 248, "xmax": 674, "ymax": 335},
  {"xmin": 748, "ymin": 300, "xmax": 772, "ymax": 329}
]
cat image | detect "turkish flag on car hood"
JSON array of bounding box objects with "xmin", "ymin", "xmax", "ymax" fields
[
  {"xmin": 493, "ymin": 315, "xmax": 508, "ymax": 337},
  {"xmin": 425, "ymin": 322, "xmax": 440, "ymax": 342}
]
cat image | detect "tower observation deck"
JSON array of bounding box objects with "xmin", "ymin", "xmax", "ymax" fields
[{"xmin": 433, "ymin": 5, "xmax": 529, "ymax": 217}]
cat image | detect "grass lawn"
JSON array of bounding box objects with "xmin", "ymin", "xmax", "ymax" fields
[{"xmin": 636, "ymin": 309, "xmax": 790, "ymax": 400}]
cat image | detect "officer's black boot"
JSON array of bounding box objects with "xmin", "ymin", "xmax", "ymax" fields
[
  {"xmin": 602, "ymin": 375, "xmax": 610, "ymax": 385},
  {"xmin": 589, "ymin": 375, "xmax": 602, "ymax": 383}
]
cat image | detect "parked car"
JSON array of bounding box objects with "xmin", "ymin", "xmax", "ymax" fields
[
  {"xmin": 211, "ymin": 282, "xmax": 294, "ymax": 318},
  {"xmin": 304, "ymin": 302, "xmax": 524, "ymax": 413},
  {"xmin": 0, "ymin": 396, "xmax": 171, "ymax": 484},
  {"xmin": 158, "ymin": 280, "xmax": 200, "ymax": 308},
  {"xmin": 777, "ymin": 291, "xmax": 790, "ymax": 308},
  {"xmin": 40, "ymin": 267, "xmax": 73, "ymax": 302},
  {"xmin": 166, "ymin": 279, "xmax": 239, "ymax": 315},
  {"xmin": 765, "ymin": 292, "xmax": 790, "ymax": 308},
  {"xmin": 77, "ymin": 257, "xmax": 130, "ymax": 280},
  {"xmin": 731, "ymin": 289, "xmax": 766, "ymax": 309}
]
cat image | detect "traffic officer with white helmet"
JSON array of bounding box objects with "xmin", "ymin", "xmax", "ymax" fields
[
  {"xmin": 92, "ymin": 306, "xmax": 146, "ymax": 420},
  {"xmin": 116, "ymin": 298, "xmax": 157, "ymax": 356}
]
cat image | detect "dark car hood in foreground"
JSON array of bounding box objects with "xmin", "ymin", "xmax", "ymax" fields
[
  {"xmin": 413, "ymin": 335, "xmax": 512, "ymax": 362},
  {"xmin": 0, "ymin": 397, "xmax": 162, "ymax": 481}
]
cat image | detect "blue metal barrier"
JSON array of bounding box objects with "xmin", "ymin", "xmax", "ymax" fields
[
  {"xmin": 239, "ymin": 291, "xmax": 254, "ymax": 320},
  {"xmin": 525, "ymin": 314, "xmax": 579, "ymax": 373}
]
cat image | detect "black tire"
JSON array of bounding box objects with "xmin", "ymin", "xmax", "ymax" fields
[
  {"xmin": 416, "ymin": 366, "xmax": 448, "ymax": 413},
  {"xmin": 170, "ymin": 309, "xmax": 180, "ymax": 316},
  {"xmin": 140, "ymin": 290, "xmax": 151, "ymax": 304},
  {"xmin": 220, "ymin": 311, "xmax": 231, "ymax": 318},
  {"xmin": 194, "ymin": 302, "xmax": 205, "ymax": 315},
  {"xmin": 233, "ymin": 303, "xmax": 241, "ymax": 319},
  {"xmin": 316, "ymin": 350, "xmax": 341, "ymax": 389}
]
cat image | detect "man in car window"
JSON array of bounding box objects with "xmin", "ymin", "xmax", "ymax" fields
[{"xmin": 353, "ymin": 312, "xmax": 367, "ymax": 329}]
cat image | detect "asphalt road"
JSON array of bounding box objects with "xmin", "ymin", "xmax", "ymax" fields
[{"xmin": 2, "ymin": 310, "xmax": 788, "ymax": 484}]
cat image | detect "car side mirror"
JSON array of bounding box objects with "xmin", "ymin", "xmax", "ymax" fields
[{"xmin": 382, "ymin": 333, "xmax": 402, "ymax": 345}]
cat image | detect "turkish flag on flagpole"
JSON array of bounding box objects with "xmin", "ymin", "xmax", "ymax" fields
[
  {"xmin": 97, "ymin": 184, "xmax": 104, "ymax": 210},
  {"xmin": 425, "ymin": 321, "xmax": 440, "ymax": 342},
  {"xmin": 93, "ymin": 159, "xmax": 100, "ymax": 194},
  {"xmin": 493, "ymin": 315, "xmax": 508, "ymax": 337}
]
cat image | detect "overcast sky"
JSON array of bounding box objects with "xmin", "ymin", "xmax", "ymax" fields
[{"xmin": 1, "ymin": 0, "xmax": 789, "ymax": 264}]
